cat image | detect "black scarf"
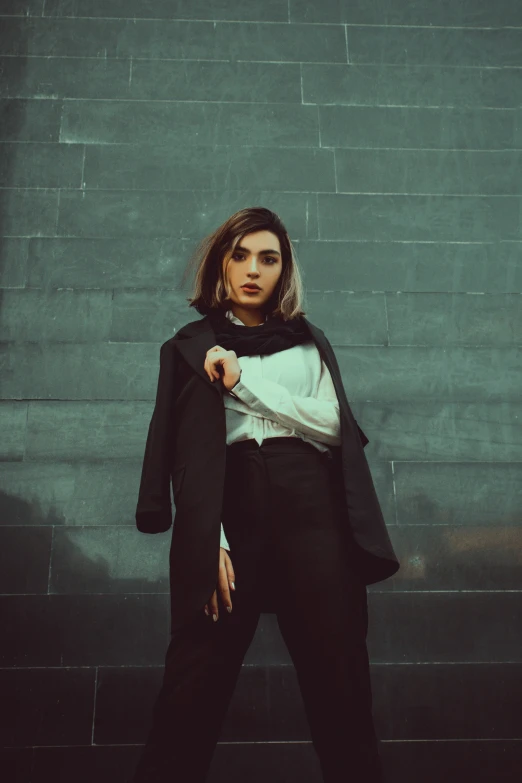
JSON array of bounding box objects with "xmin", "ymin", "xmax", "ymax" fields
[{"xmin": 206, "ymin": 307, "xmax": 311, "ymax": 358}]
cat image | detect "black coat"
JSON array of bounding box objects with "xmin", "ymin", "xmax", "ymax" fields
[{"xmin": 136, "ymin": 314, "xmax": 400, "ymax": 632}]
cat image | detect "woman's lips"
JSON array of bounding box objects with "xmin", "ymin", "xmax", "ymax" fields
[{"xmin": 241, "ymin": 286, "xmax": 261, "ymax": 292}]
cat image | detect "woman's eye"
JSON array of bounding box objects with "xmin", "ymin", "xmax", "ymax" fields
[{"xmin": 232, "ymin": 253, "xmax": 277, "ymax": 264}]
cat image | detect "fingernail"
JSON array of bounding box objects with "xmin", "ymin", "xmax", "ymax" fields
[
  {"xmin": 231, "ymin": 582, "xmax": 235, "ymax": 590},
  {"xmin": 213, "ymin": 613, "xmax": 218, "ymax": 622},
  {"xmin": 227, "ymin": 606, "xmax": 232, "ymax": 613},
  {"xmin": 204, "ymin": 606, "xmax": 209, "ymax": 615}
]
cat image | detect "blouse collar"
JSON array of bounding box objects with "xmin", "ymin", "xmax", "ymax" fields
[{"xmin": 225, "ymin": 308, "xmax": 267, "ymax": 326}]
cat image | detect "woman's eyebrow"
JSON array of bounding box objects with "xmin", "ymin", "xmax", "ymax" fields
[{"xmin": 234, "ymin": 246, "xmax": 281, "ymax": 256}]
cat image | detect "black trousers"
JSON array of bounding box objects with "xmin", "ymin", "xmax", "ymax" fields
[{"xmin": 132, "ymin": 436, "xmax": 384, "ymax": 783}]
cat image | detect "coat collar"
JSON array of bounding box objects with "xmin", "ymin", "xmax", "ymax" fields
[{"xmin": 173, "ymin": 313, "xmax": 353, "ymax": 424}]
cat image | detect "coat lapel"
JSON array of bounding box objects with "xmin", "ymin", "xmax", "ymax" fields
[{"xmin": 174, "ymin": 327, "xmax": 223, "ymax": 397}]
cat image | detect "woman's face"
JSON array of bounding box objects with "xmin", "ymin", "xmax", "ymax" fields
[{"xmin": 222, "ymin": 230, "xmax": 283, "ymax": 319}]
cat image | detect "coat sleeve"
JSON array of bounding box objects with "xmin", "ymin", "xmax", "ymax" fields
[{"xmin": 135, "ymin": 339, "xmax": 177, "ymax": 533}]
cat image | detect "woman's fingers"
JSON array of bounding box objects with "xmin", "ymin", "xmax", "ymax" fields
[
  {"xmin": 224, "ymin": 550, "xmax": 236, "ymax": 593},
  {"xmin": 204, "ymin": 550, "xmax": 236, "ymax": 622},
  {"xmin": 204, "ymin": 346, "xmax": 240, "ymax": 385},
  {"xmin": 208, "ymin": 588, "xmax": 219, "ymax": 621},
  {"xmin": 204, "ymin": 345, "xmax": 226, "ymax": 381},
  {"xmin": 218, "ymin": 557, "xmax": 233, "ymax": 615}
]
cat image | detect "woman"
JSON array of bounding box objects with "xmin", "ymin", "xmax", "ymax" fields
[{"xmin": 132, "ymin": 207, "xmax": 400, "ymax": 783}]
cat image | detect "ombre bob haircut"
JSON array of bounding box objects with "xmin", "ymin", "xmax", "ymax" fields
[{"xmin": 180, "ymin": 207, "xmax": 307, "ymax": 321}]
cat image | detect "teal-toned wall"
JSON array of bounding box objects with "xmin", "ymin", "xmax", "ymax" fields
[{"xmin": 1, "ymin": 1, "xmax": 521, "ymax": 781}]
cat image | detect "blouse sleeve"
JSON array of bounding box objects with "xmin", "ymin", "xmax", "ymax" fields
[
  {"xmin": 220, "ymin": 523, "xmax": 230, "ymax": 550},
  {"xmin": 226, "ymin": 359, "xmax": 341, "ymax": 447}
]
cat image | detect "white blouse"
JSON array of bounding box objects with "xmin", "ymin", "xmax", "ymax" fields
[{"xmin": 219, "ymin": 308, "xmax": 341, "ymax": 550}]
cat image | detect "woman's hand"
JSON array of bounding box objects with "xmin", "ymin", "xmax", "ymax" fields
[
  {"xmin": 204, "ymin": 547, "xmax": 236, "ymax": 621},
  {"xmin": 204, "ymin": 345, "xmax": 241, "ymax": 392}
]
